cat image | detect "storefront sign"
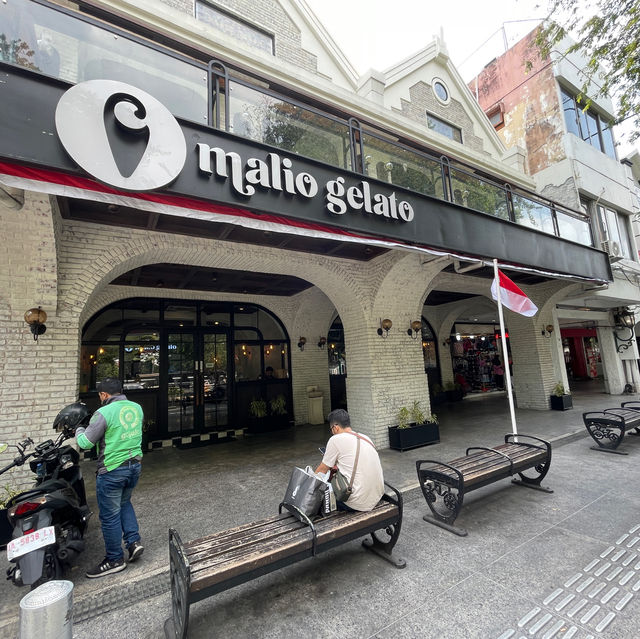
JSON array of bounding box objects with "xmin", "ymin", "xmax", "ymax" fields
[{"xmin": 54, "ymin": 81, "xmax": 414, "ymax": 223}]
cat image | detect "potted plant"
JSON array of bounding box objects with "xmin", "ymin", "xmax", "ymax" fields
[
  {"xmin": 430, "ymin": 384, "xmax": 446, "ymax": 406},
  {"xmin": 388, "ymin": 402, "xmax": 440, "ymax": 451},
  {"xmin": 550, "ymin": 382, "xmax": 572, "ymax": 411},
  {"xmin": 268, "ymin": 394, "xmax": 290, "ymax": 430},
  {"xmin": 248, "ymin": 397, "xmax": 268, "ymax": 433}
]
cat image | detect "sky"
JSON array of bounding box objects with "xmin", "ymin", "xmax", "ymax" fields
[{"xmin": 304, "ymin": 0, "xmax": 637, "ymax": 157}]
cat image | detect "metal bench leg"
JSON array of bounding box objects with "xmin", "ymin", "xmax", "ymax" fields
[
  {"xmin": 363, "ymin": 484, "xmax": 406, "ymax": 567},
  {"xmin": 165, "ymin": 529, "xmax": 192, "ymax": 639},
  {"xmin": 421, "ymin": 480, "xmax": 467, "ymax": 537},
  {"xmin": 585, "ymin": 419, "xmax": 627, "ymax": 454}
]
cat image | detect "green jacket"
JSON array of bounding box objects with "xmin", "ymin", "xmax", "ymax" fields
[{"xmin": 76, "ymin": 395, "xmax": 143, "ymax": 473}]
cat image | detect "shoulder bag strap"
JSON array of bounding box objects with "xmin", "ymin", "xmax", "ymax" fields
[{"xmin": 348, "ymin": 435, "xmax": 361, "ymax": 492}]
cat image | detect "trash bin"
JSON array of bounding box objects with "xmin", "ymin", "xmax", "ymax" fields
[
  {"xmin": 307, "ymin": 386, "xmax": 324, "ymax": 425},
  {"xmin": 20, "ymin": 580, "xmax": 73, "ymax": 639}
]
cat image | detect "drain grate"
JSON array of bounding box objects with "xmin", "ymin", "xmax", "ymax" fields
[{"xmin": 74, "ymin": 570, "xmax": 171, "ymax": 623}]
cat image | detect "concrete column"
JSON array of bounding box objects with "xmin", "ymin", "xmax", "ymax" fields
[{"xmin": 597, "ymin": 324, "xmax": 626, "ymax": 394}]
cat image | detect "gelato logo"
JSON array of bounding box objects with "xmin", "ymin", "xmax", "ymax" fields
[{"xmin": 55, "ymin": 80, "xmax": 186, "ymax": 191}]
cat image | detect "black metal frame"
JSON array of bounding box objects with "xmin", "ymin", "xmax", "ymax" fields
[
  {"xmin": 166, "ymin": 483, "xmax": 405, "ymax": 638},
  {"xmin": 416, "ymin": 434, "xmax": 553, "ymax": 536},
  {"xmin": 583, "ymin": 405, "xmax": 640, "ymax": 454}
]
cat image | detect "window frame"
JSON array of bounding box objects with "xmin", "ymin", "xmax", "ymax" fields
[
  {"xmin": 559, "ymin": 86, "xmax": 617, "ymax": 160},
  {"xmin": 426, "ymin": 111, "xmax": 463, "ymax": 143}
]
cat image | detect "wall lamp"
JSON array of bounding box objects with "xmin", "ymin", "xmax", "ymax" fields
[
  {"xmin": 613, "ymin": 308, "xmax": 636, "ymax": 353},
  {"xmin": 297, "ymin": 336, "xmax": 307, "ymax": 351},
  {"xmin": 317, "ymin": 336, "xmax": 327, "ymax": 349},
  {"xmin": 377, "ymin": 318, "xmax": 392, "ymax": 338},
  {"xmin": 407, "ymin": 320, "xmax": 422, "ymax": 339},
  {"xmin": 541, "ymin": 324, "xmax": 554, "ymax": 338},
  {"xmin": 24, "ymin": 307, "xmax": 47, "ymax": 341}
]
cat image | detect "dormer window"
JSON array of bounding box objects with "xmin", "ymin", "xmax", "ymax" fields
[
  {"xmin": 196, "ymin": 1, "xmax": 274, "ymax": 55},
  {"xmin": 427, "ymin": 112, "xmax": 462, "ymax": 143}
]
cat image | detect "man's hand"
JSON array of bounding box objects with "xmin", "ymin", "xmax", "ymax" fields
[{"xmin": 315, "ymin": 462, "xmax": 331, "ymax": 475}]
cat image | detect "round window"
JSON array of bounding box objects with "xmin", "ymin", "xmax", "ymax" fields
[{"xmin": 433, "ymin": 80, "xmax": 449, "ymax": 104}]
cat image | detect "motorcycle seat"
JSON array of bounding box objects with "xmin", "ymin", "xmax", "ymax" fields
[{"xmin": 9, "ymin": 479, "xmax": 73, "ymax": 504}]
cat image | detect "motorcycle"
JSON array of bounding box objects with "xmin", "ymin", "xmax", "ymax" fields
[{"xmin": 1, "ymin": 403, "xmax": 92, "ymax": 588}]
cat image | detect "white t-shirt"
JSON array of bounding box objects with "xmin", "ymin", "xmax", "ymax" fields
[{"xmin": 322, "ymin": 431, "xmax": 384, "ymax": 512}]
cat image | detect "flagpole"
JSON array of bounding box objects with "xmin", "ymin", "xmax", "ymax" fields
[{"xmin": 493, "ymin": 259, "xmax": 518, "ymax": 436}]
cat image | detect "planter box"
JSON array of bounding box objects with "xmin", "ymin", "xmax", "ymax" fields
[
  {"xmin": 388, "ymin": 422, "xmax": 440, "ymax": 452},
  {"xmin": 550, "ymin": 394, "xmax": 573, "ymax": 411},
  {"xmin": 445, "ymin": 389, "xmax": 463, "ymax": 402}
]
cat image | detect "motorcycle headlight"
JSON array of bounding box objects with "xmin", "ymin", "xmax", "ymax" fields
[{"xmin": 60, "ymin": 454, "xmax": 73, "ymax": 470}]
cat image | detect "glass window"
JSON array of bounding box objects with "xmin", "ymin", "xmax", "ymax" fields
[
  {"xmin": 163, "ymin": 303, "xmax": 197, "ymax": 327},
  {"xmin": 556, "ymin": 211, "xmax": 593, "ymax": 246},
  {"xmin": 488, "ymin": 109, "xmax": 504, "ymax": 129},
  {"xmin": 584, "ymin": 111, "xmax": 602, "ymax": 150},
  {"xmin": 512, "ymin": 195, "xmax": 555, "ymax": 234},
  {"xmin": 123, "ymin": 328, "xmax": 160, "ymax": 342},
  {"xmin": 561, "ymin": 88, "xmax": 580, "ymax": 137},
  {"xmin": 426, "ymin": 113, "xmax": 462, "ymax": 143},
  {"xmin": 234, "ymin": 343, "xmax": 260, "ymax": 381},
  {"xmin": 228, "ymin": 81, "xmax": 351, "ymax": 169},
  {"xmin": 433, "ymin": 80, "xmax": 449, "ymax": 103},
  {"xmin": 599, "ymin": 206, "xmax": 631, "ymax": 258},
  {"xmin": 600, "ymin": 119, "xmax": 616, "ymax": 159},
  {"xmin": 201, "ymin": 304, "xmax": 230, "ymax": 327},
  {"xmin": 263, "ymin": 343, "xmax": 289, "ymax": 378},
  {"xmin": 79, "ymin": 344, "xmax": 120, "ymax": 392},
  {"xmin": 450, "ymin": 168, "xmax": 509, "ymax": 219},
  {"xmin": 0, "ymin": 0, "xmax": 207, "ymax": 123},
  {"xmin": 361, "ymin": 133, "xmax": 444, "ymax": 198},
  {"xmin": 195, "ymin": 1, "xmax": 273, "ymax": 55},
  {"xmin": 83, "ymin": 307, "xmax": 124, "ymax": 342},
  {"xmin": 123, "ymin": 344, "xmax": 160, "ymax": 388}
]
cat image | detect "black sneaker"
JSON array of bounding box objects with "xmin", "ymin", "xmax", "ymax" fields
[
  {"xmin": 86, "ymin": 557, "xmax": 126, "ymax": 579},
  {"xmin": 128, "ymin": 541, "xmax": 144, "ymax": 563}
]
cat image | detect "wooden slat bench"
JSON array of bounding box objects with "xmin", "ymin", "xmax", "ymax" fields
[
  {"xmin": 166, "ymin": 483, "xmax": 405, "ymax": 639},
  {"xmin": 583, "ymin": 403, "xmax": 640, "ymax": 454},
  {"xmin": 416, "ymin": 434, "xmax": 553, "ymax": 536}
]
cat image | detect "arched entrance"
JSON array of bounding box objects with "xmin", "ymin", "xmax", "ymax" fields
[{"xmin": 80, "ymin": 298, "xmax": 292, "ymax": 440}]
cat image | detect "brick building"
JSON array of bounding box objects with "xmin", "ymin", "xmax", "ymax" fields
[
  {"xmin": 470, "ymin": 27, "xmax": 640, "ymax": 395},
  {"xmin": 0, "ymin": 1, "xmax": 615, "ymax": 465}
]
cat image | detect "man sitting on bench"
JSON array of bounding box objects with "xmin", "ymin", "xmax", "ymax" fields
[{"xmin": 315, "ymin": 409, "xmax": 384, "ymax": 512}]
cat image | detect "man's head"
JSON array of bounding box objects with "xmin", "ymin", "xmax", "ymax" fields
[
  {"xmin": 328, "ymin": 408, "xmax": 350, "ymax": 435},
  {"xmin": 265, "ymin": 366, "xmax": 274, "ymax": 378},
  {"xmin": 96, "ymin": 378, "xmax": 122, "ymax": 402}
]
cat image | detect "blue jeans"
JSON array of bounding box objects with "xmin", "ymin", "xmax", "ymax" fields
[{"xmin": 96, "ymin": 462, "xmax": 141, "ymax": 561}]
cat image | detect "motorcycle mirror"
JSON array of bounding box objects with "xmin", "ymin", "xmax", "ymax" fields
[{"xmin": 0, "ymin": 443, "xmax": 7, "ymax": 454}]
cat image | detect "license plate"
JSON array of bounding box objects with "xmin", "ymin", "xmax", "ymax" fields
[{"xmin": 7, "ymin": 526, "xmax": 55, "ymax": 561}]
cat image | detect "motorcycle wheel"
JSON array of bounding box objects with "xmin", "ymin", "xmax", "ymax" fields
[{"xmin": 30, "ymin": 550, "xmax": 62, "ymax": 590}]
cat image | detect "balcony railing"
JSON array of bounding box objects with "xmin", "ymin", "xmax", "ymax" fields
[{"xmin": 3, "ymin": 0, "xmax": 593, "ymax": 248}]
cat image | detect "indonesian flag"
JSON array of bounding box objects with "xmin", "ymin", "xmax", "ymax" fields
[{"xmin": 491, "ymin": 269, "xmax": 538, "ymax": 317}]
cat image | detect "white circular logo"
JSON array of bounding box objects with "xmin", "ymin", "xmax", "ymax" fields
[{"xmin": 55, "ymin": 80, "xmax": 187, "ymax": 191}]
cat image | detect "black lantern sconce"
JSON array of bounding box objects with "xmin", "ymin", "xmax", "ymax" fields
[
  {"xmin": 317, "ymin": 336, "xmax": 327, "ymax": 349},
  {"xmin": 613, "ymin": 308, "xmax": 636, "ymax": 353},
  {"xmin": 377, "ymin": 318, "xmax": 392, "ymax": 338},
  {"xmin": 297, "ymin": 336, "xmax": 307, "ymax": 351},
  {"xmin": 407, "ymin": 320, "xmax": 422, "ymax": 339},
  {"xmin": 24, "ymin": 307, "xmax": 47, "ymax": 341},
  {"xmin": 541, "ymin": 324, "xmax": 554, "ymax": 338}
]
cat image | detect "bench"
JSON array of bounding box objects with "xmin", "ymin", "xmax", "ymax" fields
[
  {"xmin": 166, "ymin": 483, "xmax": 405, "ymax": 638},
  {"xmin": 416, "ymin": 434, "xmax": 553, "ymax": 536},
  {"xmin": 583, "ymin": 403, "xmax": 640, "ymax": 454}
]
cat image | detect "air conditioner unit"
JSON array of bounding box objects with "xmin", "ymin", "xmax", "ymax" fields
[{"xmin": 602, "ymin": 240, "xmax": 623, "ymax": 261}]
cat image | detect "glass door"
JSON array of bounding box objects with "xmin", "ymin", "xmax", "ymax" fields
[
  {"xmin": 201, "ymin": 332, "xmax": 229, "ymax": 431},
  {"xmin": 167, "ymin": 332, "xmax": 197, "ymax": 434}
]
